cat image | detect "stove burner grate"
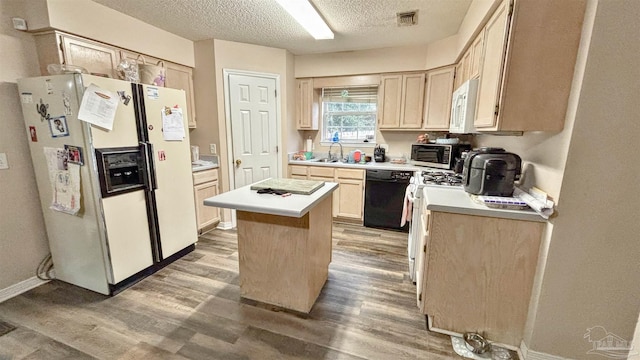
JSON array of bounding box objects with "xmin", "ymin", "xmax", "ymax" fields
[{"xmin": 421, "ymin": 171, "xmax": 463, "ymax": 187}]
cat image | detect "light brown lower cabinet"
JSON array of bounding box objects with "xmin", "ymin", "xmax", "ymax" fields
[
  {"xmin": 334, "ymin": 168, "xmax": 364, "ymax": 221},
  {"xmin": 193, "ymin": 169, "xmax": 220, "ymax": 233},
  {"xmin": 287, "ymin": 165, "xmax": 364, "ymax": 222},
  {"xmin": 416, "ymin": 209, "xmax": 543, "ymax": 347}
]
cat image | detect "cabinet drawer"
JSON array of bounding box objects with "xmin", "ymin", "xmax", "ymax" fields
[
  {"xmin": 309, "ymin": 166, "xmax": 334, "ymax": 178},
  {"xmin": 289, "ymin": 165, "xmax": 308, "ymax": 176},
  {"xmin": 193, "ymin": 169, "xmax": 218, "ymax": 185},
  {"xmin": 335, "ymin": 168, "xmax": 364, "ymax": 180}
]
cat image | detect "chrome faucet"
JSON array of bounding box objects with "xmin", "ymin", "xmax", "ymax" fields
[{"xmin": 328, "ymin": 142, "xmax": 343, "ymax": 162}]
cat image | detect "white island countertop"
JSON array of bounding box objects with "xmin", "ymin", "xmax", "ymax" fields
[
  {"xmin": 204, "ymin": 180, "xmax": 338, "ymax": 218},
  {"xmin": 424, "ymin": 187, "xmax": 547, "ymax": 222}
]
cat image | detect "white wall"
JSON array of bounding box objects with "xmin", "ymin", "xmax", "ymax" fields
[
  {"xmin": 0, "ymin": 0, "xmax": 50, "ymax": 290},
  {"xmin": 294, "ymin": 44, "xmax": 429, "ymax": 78}
]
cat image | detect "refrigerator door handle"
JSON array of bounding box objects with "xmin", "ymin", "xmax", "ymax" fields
[
  {"xmin": 140, "ymin": 142, "xmax": 158, "ymax": 190},
  {"xmin": 146, "ymin": 142, "xmax": 158, "ymax": 190}
]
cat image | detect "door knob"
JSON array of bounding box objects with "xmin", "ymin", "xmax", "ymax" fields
[{"xmin": 235, "ymin": 159, "xmax": 242, "ymax": 166}]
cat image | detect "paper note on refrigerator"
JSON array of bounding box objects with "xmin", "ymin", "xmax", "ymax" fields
[
  {"xmin": 77, "ymin": 84, "xmax": 119, "ymax": 130},
  {"xmin": 43, "ymin": 147, "xmax": 81, "ymax": 215},
  {"xmin": 162, "ymin": 107, "xmax": 185, "ymax": 141}
]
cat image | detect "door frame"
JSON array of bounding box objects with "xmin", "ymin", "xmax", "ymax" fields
[{"xmin": 223, "ymin": 69, "xmax": 282, "ymax": 225}]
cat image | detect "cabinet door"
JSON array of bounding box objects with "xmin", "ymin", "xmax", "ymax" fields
[
  {"xmin": 399, "ymin": 73, "xmax": 426, "ymax": 129},
  {"xmin": 378, "ymin": 75, "xmax": 402, "ymax": 128},
  {"xmin": 474, "ymin": 0, "xmax": 510, "ymax": 128},
  {"xmin": 60, "ymin": 34, "xmax": 119, "ymax": 78},
  {"xmin": 453, "ymin": 63, "xmax": 463, "ymax": 91},
  {"xmin": 309, "ymin": 175, "xmax": 337, "ymax": 217},
  {"xmin": 335, "ymin": 168, "xmax": 364, "ymax": 220},
  {"xmin": 122, "ymin": 50, "xmax": 197, "ymax": 128},
  {"xmin": 194, "ymin": 181, "xmax": 220, "ymax": 231},
  {"xmin": 165, "ymin": 62, "xmax": 197, "ymax": 128},
  {"xmin": 460, "ymin": 50, "xmax": 472, "ymax": 85},
  {"xmin": 296, "ymin": 78, "xmax": 315, "ymax": 129},
  {"xmin": 470, "ymin": 32, "xmax": 485, "ymax": 79},
  {"xmin": 423, "ymin": 67, "xmax": 455, "ymax": 131},
  {"xmin": 335, "ymin": 179, "xmax": 364, "ymax": 220}
]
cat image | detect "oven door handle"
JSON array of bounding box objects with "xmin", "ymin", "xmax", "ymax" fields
[{"xmin": 407, "ymin": 183, "xmax": 418, "ymax": 203}]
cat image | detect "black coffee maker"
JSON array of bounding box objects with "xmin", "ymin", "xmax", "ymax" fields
[{"xmin": 374, "ymin": 145, "xmax": 386, "ymax": 162}]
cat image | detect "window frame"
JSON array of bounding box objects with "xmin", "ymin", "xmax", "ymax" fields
[{"xmin": 319, "ymin": 86, "xmax": 378, "ymax": 148}]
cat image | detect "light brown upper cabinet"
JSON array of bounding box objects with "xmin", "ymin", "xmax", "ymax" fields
[
  {"xmin": 459, "ymin": 50, "xmax": 472, "ymax": 86},
  {"xmin": 469, "ymin": 32, "xmax": 484, "ymax": 80},
  {"xmin": 423, "ymin": 66, "xmax": 455, "ymax": 131},
  {"xmin": 295, "ymin": 78, "xmax": 318, "ymax": 130},
  {"xmin": 164, "ymin": 63, "xmax": 196, "ymax": 128},
  {"xmin": 378, "ymin": 73, "xmax": 425, "ymax": 129},
  {"xmin": 453, "ymin": 62, "xmax": 463, "ymax": 92},
  {"xmin": 60, "ymin": 33, "xmax": 120, "ymax": 78},
  {"xmin": 121, "ymin": 51, "xmax": 197, "ymax": 128},
  {"xmin": 33, "ymin": 31, "xmax": 198, "ymax": 128},
  {"xmin": 474, "ymin": 0, "xmax": 587, "ymax": 132}
]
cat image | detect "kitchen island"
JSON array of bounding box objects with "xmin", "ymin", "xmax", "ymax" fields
[{"xmin": 203, "ymin": 179, "xmax": 338, "ymax": 313}]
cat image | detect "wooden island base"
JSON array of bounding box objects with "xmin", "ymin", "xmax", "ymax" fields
[{"xmin": 236, "ymin": 196, "xmax": 333, "ymax": 313}]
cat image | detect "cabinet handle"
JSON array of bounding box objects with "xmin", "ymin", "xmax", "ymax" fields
[
  {"xmin": 419, "ymin": 293, "xmax": 422, "ymax": 301},
  {"xmin": 423, "ymin": 244, "xmax": 426, "ymax": 253}
]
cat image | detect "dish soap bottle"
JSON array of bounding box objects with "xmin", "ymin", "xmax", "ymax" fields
[{"xmin": 332, "ymin": 132, "xmax": 339, "ymax": 143}]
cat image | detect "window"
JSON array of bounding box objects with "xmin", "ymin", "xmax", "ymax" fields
[{"xmin": 321, "ymin": 86, "xmax": 377, "ymax": 144}]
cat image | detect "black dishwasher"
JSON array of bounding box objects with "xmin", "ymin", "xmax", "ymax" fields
[{"xmin": 364, "ymin": 169, "xmax": 412, "ymax": 232}]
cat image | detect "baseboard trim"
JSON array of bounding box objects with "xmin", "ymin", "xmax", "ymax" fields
[
  {"xmin": 521, "ymin": 341, "xmax": 573, "ymax": 360},
  {"xmin": 217, "ymin": 221, "xmax": 233, "ymax": 230},
  {"xmin": 0, "ymin": 277, "xmax": 48, "ymax": 303}
]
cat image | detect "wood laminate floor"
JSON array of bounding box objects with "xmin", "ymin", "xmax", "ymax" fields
[{"xmin": 0, "ymin": 223, "xmax": 464, "ymax": 360}]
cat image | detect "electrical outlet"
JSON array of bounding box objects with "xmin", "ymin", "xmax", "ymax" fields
[{"xmin": 210, "ymin": 144, "xmax": 217, "ymax": 154}]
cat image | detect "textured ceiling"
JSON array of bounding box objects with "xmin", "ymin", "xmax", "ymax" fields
[{"xmin": 91, "ymin": 0, "xmax": 472, "ymax": 55}]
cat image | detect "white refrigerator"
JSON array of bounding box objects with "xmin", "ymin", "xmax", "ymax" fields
[{"xmin": 17, "ymin": 74, "xmax": 198, "ymax": 295}]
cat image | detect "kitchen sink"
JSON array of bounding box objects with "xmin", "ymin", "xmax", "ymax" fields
[{"xmin": 313, "ymin": 158, "xmax": 338, "ymax": 163}]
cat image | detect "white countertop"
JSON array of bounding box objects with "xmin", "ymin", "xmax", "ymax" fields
[
  {"xmin": 204, "ymin": 180, "xmax": 339, "ymax": 218},
  {"xmin": 289, "ymin": 159, "xmax": 420, "ymax": 172},
  {"xmin": 192, "ymin": 163, "xmax": 219, "ymax": 172},
  {"xmin": 423, "ymin": 186, "xmax": 547, "ymax": 222}
]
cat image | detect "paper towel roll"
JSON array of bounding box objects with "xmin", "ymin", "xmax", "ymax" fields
[{"xmin": 306, "ymin": 138, "xmax": 313, "ymax": 152}]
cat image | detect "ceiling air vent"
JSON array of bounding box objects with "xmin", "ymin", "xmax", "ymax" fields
[{"xmin": 397, "ymin": 11, "xmax": 418, "ymax": 27}]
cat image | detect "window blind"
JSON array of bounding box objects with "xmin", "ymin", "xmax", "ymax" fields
[{"xmin": 321, "ymin": 86, "xmax": 378, "ymax": 103}]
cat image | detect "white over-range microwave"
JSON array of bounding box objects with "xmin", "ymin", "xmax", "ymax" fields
[{"xmin": 449, "ymin": 79, "xmax": 479, "ymax": 133}]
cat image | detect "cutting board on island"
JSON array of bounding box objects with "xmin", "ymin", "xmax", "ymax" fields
[{"xmin": 250, "ymin": 178, "xmax": 325, "ymax": 195}]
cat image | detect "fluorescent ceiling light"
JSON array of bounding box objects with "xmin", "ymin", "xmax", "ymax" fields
[{"xmin": 275, "ymin": 0, "xmax": 334, "ymax": 40}]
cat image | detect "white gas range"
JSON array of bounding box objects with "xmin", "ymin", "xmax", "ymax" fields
[{"xmin": 407, "ymin": 169, "xmax": 463, "ymax": 282}]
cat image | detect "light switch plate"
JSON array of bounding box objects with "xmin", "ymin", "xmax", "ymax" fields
[
  {"xmin": 210, "ymin": 144, "xmax": 217, "ymax": 154},
  {"xmin": 0, "ymin": 153, "xmax": 9, "ymax": 169}
]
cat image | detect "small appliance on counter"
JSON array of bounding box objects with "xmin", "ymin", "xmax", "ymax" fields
[
  {"xmin": 374, "ymin": 145, "xmax": 386, "ymax": 162},
  {"xmin": 410, "ymin": 143, "xmax": 471, "ymax": 170},
  {"xmin": 462, "ymin": 147, "xmax": 522, "ymax": 196}
]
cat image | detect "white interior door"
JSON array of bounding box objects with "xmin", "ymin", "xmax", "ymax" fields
[{"xmin": 228, "ymin": 73, "xmax": 279, "ymax": 188}]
